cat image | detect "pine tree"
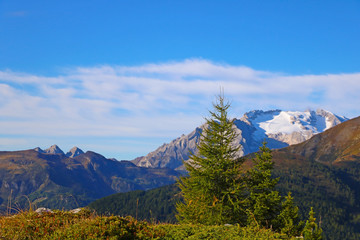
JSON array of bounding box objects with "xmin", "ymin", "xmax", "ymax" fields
[
  {"xmin": 176, "ymin": 93, "xmax": 247, "ymax": 225},
  {"xmin": 245, "ymin": 142, "xmax": 281, "ymax": 228},
  {"xmin": 276, "ymin": 192, "xmax": 304, "ymax": 237},
  {"xmin": 302, "ymin": 207, "xmax": 323, "ymax": 240}
]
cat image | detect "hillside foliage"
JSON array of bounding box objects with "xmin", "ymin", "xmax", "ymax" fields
[{"xmin": 0, "ymin": 209, "xmax": 284, "ymax": 239}]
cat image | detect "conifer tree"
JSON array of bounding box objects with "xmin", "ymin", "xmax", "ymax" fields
[
  {"xmin": 276, "ymin": 192, "xmax": 304, "ymax": 237},
  {"xmin": 245, "ymin": 142, "xmax": 281, "ymax": 228},
  {"xmin": 176, "ymin": 93, "xmax": 247, "ymax": 225},
  {"xmin": 302, "ymin": 207, "xmax": 323, "ymax": 240}
]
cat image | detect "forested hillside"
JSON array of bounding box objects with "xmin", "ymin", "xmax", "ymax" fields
[
  {"xmin": 89, "ymin": 116, "xmax": 360, "ymax": 240},
  {"xmin": 88, "ymin": 184, "xmax": 180, "ymax": 223}
]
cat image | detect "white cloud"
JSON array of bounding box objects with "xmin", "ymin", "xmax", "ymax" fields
[
  {"xmin": 0, "ymin": 59, "xmax": 359, "ymax": 157},
  {"xmin": 116, "ymin": 59, "xmax": 264, "ymax": 80},
  {"xmin": 0, "ymin": 70, "xmax": 64, "ymax": 84}
]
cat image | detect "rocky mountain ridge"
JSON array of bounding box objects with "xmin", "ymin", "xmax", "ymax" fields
[
  {"xmin": 34, "ymin": 145, "xmax": 85, "ymax": 158},
  {"xmin": 132, "ymin": 109, "xmax": 348, "ymax": 170}
]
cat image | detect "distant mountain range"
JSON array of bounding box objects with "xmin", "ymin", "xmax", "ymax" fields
[
  {"xmin": 34, "ymin": 145, "xmax": 84, "ymax": 158},
  {"xmin": 132, "ymin": 109, "xmax": 348, "ymax": 171},
  {"xmin": 0, "ymin": 147, "xmax": 179, "ymax": 211}
]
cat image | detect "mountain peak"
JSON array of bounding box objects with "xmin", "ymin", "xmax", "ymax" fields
[
  {"xmin": 66, "ymin": 146, "xmax": 84, "ymax": 158},
  {"xmin": 132, "ymin": 109, "xmax": 348, "ymax": 170},
  {"xmin": 241, "ymin": 109, "xmax": 346, "ymax": 136},
  {"xmin": 44, "ymin": 145, "xmax": 64, "ymax": 155},
  {"xmin": 34, "ymin": 147, "xmax": 45, "ymax": 153}
]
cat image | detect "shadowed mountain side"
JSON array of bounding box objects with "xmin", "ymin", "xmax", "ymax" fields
[
  {"xmin": 274, "ymin": 116, "xmax": 360, "ymax": 166},
  {"xmin": 0, "ymin": 150, "xmax": 180, "ymax": 212}
]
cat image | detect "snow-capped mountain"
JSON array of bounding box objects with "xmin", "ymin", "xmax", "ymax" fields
[
  {"xmin": 131, "ymin": 109, "xmax": 348, "ymax": 170},
  {"xmin": 236, "ymin": 109, "xmax": 347, "ymax": 154}
]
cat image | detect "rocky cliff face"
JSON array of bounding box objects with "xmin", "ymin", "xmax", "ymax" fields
[
  {"xmin": 44, "ymin": 145, "xmax": 65, "ymax": 154},
  {"xmin": 132, "ymin": 109, "xmax": 348, "ymax": 170},
  {"xmin": 132, "ymin": 127, "xmax": 202, "ymax": 170},
  {"xmin": 35, "ymin": 145, "xmax": 85, "ymax": 158}
]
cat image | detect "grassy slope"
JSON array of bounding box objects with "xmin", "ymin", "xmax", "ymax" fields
[{"xmin": 0, "ymin": 209, "xmax": 284, "ymax": 240}]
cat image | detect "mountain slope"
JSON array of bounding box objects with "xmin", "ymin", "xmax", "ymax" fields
[
  {"xmin": 0, "ymin": 150, "xmax": 180, "ymax": 211},
  {"xmin": 132, "ymin": 109, "xmax": 347, "ymax": 170},
  {"xmin": 277, "ymin": 116, "xmax": 360, "ymax": 165},
  {"xmin": 271, "ymin": 116, "xmax": 360, "ymax": 240},
  {"xmin": 88, "ymin": 184, "xmax": 181, "ymax": 223},
  {"xmin": 132, "ymin": 127, "xmax": 202, "ymax": 170}
]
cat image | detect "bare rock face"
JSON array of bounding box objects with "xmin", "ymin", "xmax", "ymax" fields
[
  {"xmin": 35, "ymin": 146, "xmax": 84, "ymax": 158},
  {"xmin": 69, "ymin": 208, "xmax": 83, "ymax": 214},
  {"xmin": 132, "ymin": 127, "xmax": 202, "ymax": 170},
  {"xmin": 35, "ymin": 207, "xmax": 53, "ymax": 214},
  {"xmin": 44, "ymin": 145, "xmax": 64, "ymax": 155},
  {"xmin": 66, "ymin": 147, "xmax": 84, "ymax": 158},
  {"xmin": 132, "ymin": 109, "xmax": 348, "ymax": 170}
]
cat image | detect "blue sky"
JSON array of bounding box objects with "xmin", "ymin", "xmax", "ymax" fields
[{"xmin": 0, "ymin": 1, "xmax": 359, "ymax": 159}]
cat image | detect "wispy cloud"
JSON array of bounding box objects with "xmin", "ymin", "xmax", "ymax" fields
[
  {"xmin": 5, "ymin": 11, "xmax": 28, "ymax": 17},
  {"xmin": 0, "ymin": 59, "xmax": 359, "ymax": 157}
]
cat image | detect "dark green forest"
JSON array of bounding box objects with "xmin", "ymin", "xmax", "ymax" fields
[
  {"xmin": 274, "ymin": 163, "xmax": 360, "ymax": 239},
  {"xmin": 88, "ymin": 184, "xmax": 180, "ymax": 223}
]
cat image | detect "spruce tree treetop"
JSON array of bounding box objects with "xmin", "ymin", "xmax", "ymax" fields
[
  {"xmin": 245, "ymin": 142, "xmax": 281, "ymax": 228},
  {"xmin": 176, "ymin": 93, "xmax": 247, "ymax": 225},
  {"xmin": 276, "ymin": 192, "xmax": 304, "ymax": 237},
  {"xmin": 302, "ymin": 207, "xmax": 323, "ymax": 240}
]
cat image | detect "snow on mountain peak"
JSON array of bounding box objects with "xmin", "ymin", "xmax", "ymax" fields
[{"xmin": 242, "ymin": 109, "xmax": 347, "ymax": 144}]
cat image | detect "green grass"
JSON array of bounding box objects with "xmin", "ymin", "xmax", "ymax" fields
[{"xmin": 0, "ymin": 209, "xmax": 287, "ymax": 239}]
